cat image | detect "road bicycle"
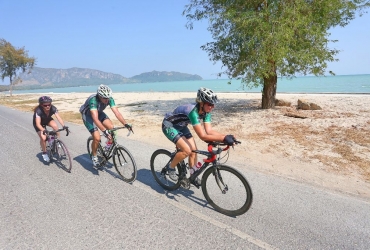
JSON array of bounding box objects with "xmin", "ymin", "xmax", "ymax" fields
[
  {"xmin": 150, "ymin": 141, "xmax": 253, "ymax": 217},
  {"xmin": 87, "ymin": 126, "xmax": 137, "ymax": 183},
  {"xmin": 44, "ymin": 127, "xmax": 72, "ymax": 173}
]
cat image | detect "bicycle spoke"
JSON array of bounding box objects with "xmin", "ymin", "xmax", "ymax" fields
[
  {"xmin": 113, "ymin": 146, "xmax": 137, "ymax": 183},
  {"xmin": 202, "ymin": 165, "xmax": 252, "ymax": 216},
  {"xmin": 150, "ymin": 149, "xmax": 181, "ymax": 191},
  {"xmin": 52, "ymin": 140, "xmax": 72, "ymax": 172}
]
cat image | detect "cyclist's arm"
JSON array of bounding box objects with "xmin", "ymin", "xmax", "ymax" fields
[
  {"xmin": 111, "ymin": 107, "xmax": 128, "ymax": 126},
  {"xmin": 193, "ymin": 124, "xmax": 225, "ymax": 142},
  {"xmin": 35, "ymin": 116, "xmax": 45, "ymax": 132},
  {"xmin": 90, "ymin": 109, "xmax": 106, "ymax": 132},
  {"xmin": 203, "ymin": 122, "xmax": 224, "ymax": 136},
  {"xmin": 54, "ymin": 112, "xmax": 65, "ymax": 128}
]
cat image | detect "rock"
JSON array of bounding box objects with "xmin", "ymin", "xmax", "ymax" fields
[
  {"xmin": 297, "ymin": 99, "xmax": 322, "ymax": 110},
  {"xmin": 275, "ymin": 99, "xmax": 291, "ymax": 107}
]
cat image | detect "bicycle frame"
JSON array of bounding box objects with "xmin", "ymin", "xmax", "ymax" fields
[
  {"xmin": 96, "ymin": 126, "xmax": 133, "ymax": 164},
  {"xmin": 46, "ymin": 127, "xmax": 70, "ymax": 152},
  {"xmin": 170, "ymin": 143, "xmax": 232, "ymax": 188}
]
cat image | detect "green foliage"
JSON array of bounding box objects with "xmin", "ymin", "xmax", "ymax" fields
[
  {"xmin": 183, "ymin": 0, "xmax": 370, "ymax": 99},
  {"xmin": 0, "ymin": 39, "xmax": 36, "ymax": 94}
]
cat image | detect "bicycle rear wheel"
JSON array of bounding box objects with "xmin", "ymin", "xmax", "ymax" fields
[
  {"xmin": 52, "ymin": 140, "xmax": 72, "ymax": 173},
  {"xmin": 150, "ymin": 149, "xmax": 181, "ymax": 191},
  {"xmin": 113, "ymin": 145, "xmax": 137, "ymax": 183},
  {"xmin": 202, "ymin": 165, "xmax": 252, "ymax": 216}
]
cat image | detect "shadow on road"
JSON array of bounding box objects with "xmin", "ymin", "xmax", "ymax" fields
[
  {"xmin": 136, "ymin": 168, "xmax": 215, "ymax": 213},
  {"xmin": 73, "ymin": 153, "xmax": 123, "ymax": 181}
]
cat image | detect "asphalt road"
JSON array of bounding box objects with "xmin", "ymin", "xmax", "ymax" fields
[{"xmin": 0, "ymin": 105, "xmax": 369, "ymax": 249}]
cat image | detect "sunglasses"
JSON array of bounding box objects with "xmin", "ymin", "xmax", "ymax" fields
[
  {"xmin": 42, "ymin": 104, "xmax": 51, "ymax": 107},
  {"xmin": 205, "ymin": 102, "xmax": 215, "ymax": 107}
]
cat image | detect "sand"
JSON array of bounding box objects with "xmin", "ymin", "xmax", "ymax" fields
[{"xmin": 2, "ymin": 91, "xmax": 370, "ymax": 199}]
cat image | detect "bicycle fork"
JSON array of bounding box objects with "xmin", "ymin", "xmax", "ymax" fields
[{"xmin": 213, "ymin": 167, "xmax": 228, "ymax": 194}]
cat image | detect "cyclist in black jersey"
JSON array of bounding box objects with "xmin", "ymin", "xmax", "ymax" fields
[
  {"xmin": 33, "ymin": 96, "xmax": 67, "ymax": 163},
  {"xmin": 79, "ymin": 84, "xmax": 132, "ymax": 167},
  {"xmin": 162, "ymin": 87, "xmax": 237, "ymax": 182}
]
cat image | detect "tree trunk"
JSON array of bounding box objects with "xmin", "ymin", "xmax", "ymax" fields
[
  {"xmin": 261, "ymin": 74, "xmax": 277, "ymax": 109},
  {"xmin": 9, "ymin": 77, "xmax": 13, "ymax": 97}
]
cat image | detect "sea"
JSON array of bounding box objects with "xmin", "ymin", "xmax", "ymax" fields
[{"xmin": 11, "ymin": 74, "xmax": 370, "ymax": 94}]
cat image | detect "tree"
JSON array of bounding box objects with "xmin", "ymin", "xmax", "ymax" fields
[
  {"xmin": 184, "ymin": 0, "xmax": 370, "ymax": 109},
  {"xmin": 0, "ymin": 39, "xmax": 36, "ymax": 96}
]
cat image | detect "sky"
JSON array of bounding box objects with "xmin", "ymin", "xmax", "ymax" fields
[{"xmin": 1, "ymin": 0, "xmax": 370, "ymax": 82}]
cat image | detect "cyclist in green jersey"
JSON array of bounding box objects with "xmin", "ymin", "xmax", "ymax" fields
[
  {"xmin": 162, "ymin": 87, "xmax": 237, "ymax": 183},
  {"xmin": 79, "ymin": 84, "xmax": 132, "ymax": 167}
]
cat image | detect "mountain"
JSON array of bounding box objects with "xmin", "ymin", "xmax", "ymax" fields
[
  {"xmin": 11, "ymin": 67, "xmax": 203, "ymax": 90},
  {"xmin": 15, "ymin": 67, "xmax": 137, "ymax": 89},
  {"xmin": 130, "ymin": 71, "xmax": 202, "ymax": 82}
]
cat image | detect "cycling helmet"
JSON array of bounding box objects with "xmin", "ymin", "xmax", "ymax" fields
[
  {"xmin": 38, "ymin": 96, "xmax": 52, "ymax": 104},
  {"xmin": 197, "ymin": 87, "xmax": 218, "ymax": 104},
  {"xmin": 97, "ymin": 84, "xmax": 112, "ymax": 99}
]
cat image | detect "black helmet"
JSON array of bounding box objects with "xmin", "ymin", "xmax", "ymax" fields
[{"xmin": 39, "ymin": 96, "xmax": 52, "ymax": 104}]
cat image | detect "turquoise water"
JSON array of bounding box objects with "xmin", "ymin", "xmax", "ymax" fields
[{"xmin": 12, "ymin": 74, "xmax": 370, "ymax": 94}]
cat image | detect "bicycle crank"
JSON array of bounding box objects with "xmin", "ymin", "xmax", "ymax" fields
[{"xmin": 180, "ymin": 178, "xmax": 190, "ymax": 189}]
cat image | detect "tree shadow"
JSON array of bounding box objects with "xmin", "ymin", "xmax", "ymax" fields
[{"xmin": 121, "ymin": 97, "xmax": 262, "ymax": 125}]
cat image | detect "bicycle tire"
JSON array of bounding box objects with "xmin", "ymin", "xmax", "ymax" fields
[
  {"xmin": 150, "ymin": 149, "xmax": 181, "ymax": 191},
  {"xmin": 112, "ymin": 145, "xmax": 137, "ymax": 183},
  {"xmin": 201, "ymin": 165, "xmax": 252, "ymax": 216},
  {"xmin": 52, "ymin": 139, "xmax": 72, "ymax": 173}
]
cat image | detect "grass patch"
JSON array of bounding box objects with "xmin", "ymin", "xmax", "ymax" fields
[{"xmin": 57, "ymin": 111, "xmax": 83, "ymax": 125}]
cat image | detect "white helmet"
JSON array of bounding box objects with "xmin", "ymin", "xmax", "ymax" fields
[
  {"xmin": 197, "ymin": 87, "xmax": 218, "ymax": 104},
  {"xmin": 97, "ymin": 84, "xmax": 112, "ymax": 98}
]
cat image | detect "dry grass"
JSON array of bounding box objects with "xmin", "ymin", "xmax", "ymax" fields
[
  {"xmin": 58, "ymin": 111, "xmax": 83, "ymax": 125},
  {"xmin": 256, "ymin": 122, "xmax": 370, "ymax": 180}
]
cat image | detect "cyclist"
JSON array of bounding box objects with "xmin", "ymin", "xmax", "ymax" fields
[
  {"xmin": 80, "ymin": 84, "xmax": 132, "ymax": 167},
  {"xmin": 33, "ymin": 96, "xmax": 67, "ymax": 163},
  {"xmin": 162, "ymin": 87, "xmax": 237, "ymax": 183}
]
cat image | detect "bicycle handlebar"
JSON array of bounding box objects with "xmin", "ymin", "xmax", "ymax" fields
[
  {"xmin": 45, "ymin": 126, "xmax": 70, "ymax": 136},
  {"xmin": 106, "ymin": 125, "xmax": 134, "ymax": 137}
]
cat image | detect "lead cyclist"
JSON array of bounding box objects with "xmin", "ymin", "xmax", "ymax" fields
[{"xmin": 162, "ymin": 87, "xmax": 237, "ymax": 184}]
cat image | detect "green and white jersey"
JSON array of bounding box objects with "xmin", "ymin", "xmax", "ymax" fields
[{"xmin": 79, "ymin": 94, "xmax": 116, "ymax": 115}]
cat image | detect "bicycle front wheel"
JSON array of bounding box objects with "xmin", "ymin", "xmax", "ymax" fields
[
  {"xmin": 53, "ymin": 140, "xmax": 72, "ymax": 173},
  {"xmin": 202, "ymin": 165, "xmax": 252, "ymax": 216},
  {"xmin": 113, "ymin": 145, "xmax": 137, "ymax": 183},
  {"xmin": 150, "ymin": 149, "xmax": 181, "ymax": 191}
]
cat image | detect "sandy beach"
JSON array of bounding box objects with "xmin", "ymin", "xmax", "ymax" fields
[{"xmin": 1, "ymin": 92, "xmax": 370, "ymax": 199}]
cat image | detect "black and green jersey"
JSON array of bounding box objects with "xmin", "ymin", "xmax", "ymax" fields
[
  {"xmin": 163, "ymin": 103, "xmax": 211, "ymax": 127},
  {"xmin": 79, "ymin": 94, "xmax": 116, "ymax": 115}
]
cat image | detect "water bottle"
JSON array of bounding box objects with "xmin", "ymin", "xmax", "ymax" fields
[
  {"xmin": 190, "ymin": 162, "xmax": 202, "ymax": 175},
  {"xmin": 48, "ymin": 136, "xmax": 55, "ymax": 146},
  {"xmin": 105, "ymin": 140, "xmax": 112, "ymax": 151}
]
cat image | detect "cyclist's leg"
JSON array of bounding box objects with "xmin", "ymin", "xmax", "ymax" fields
[
  {"xmin": 35, "ymin": 126, "xmax": 47, "ymax": 153},
  {"xmin": 101, "ymin": 114, "xmax": 114, "ymax": 144},
  {"xmin": 162, "ymin": 123, "xmax": 190, "ymax": 168},
  {"xmin": 172, "ymin": 137, "xmax": 192, "ymax": 168},
  {"xmin": 180, "ymin": 128, "xmax": 198, "ymax": 168},
  {"xmin": 82, "ymin": 112, "xmax": 100, "ymax": 156},
  {"xmin": 47, "ymin": 119, "xmax": 59, "ymax": 136}
]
